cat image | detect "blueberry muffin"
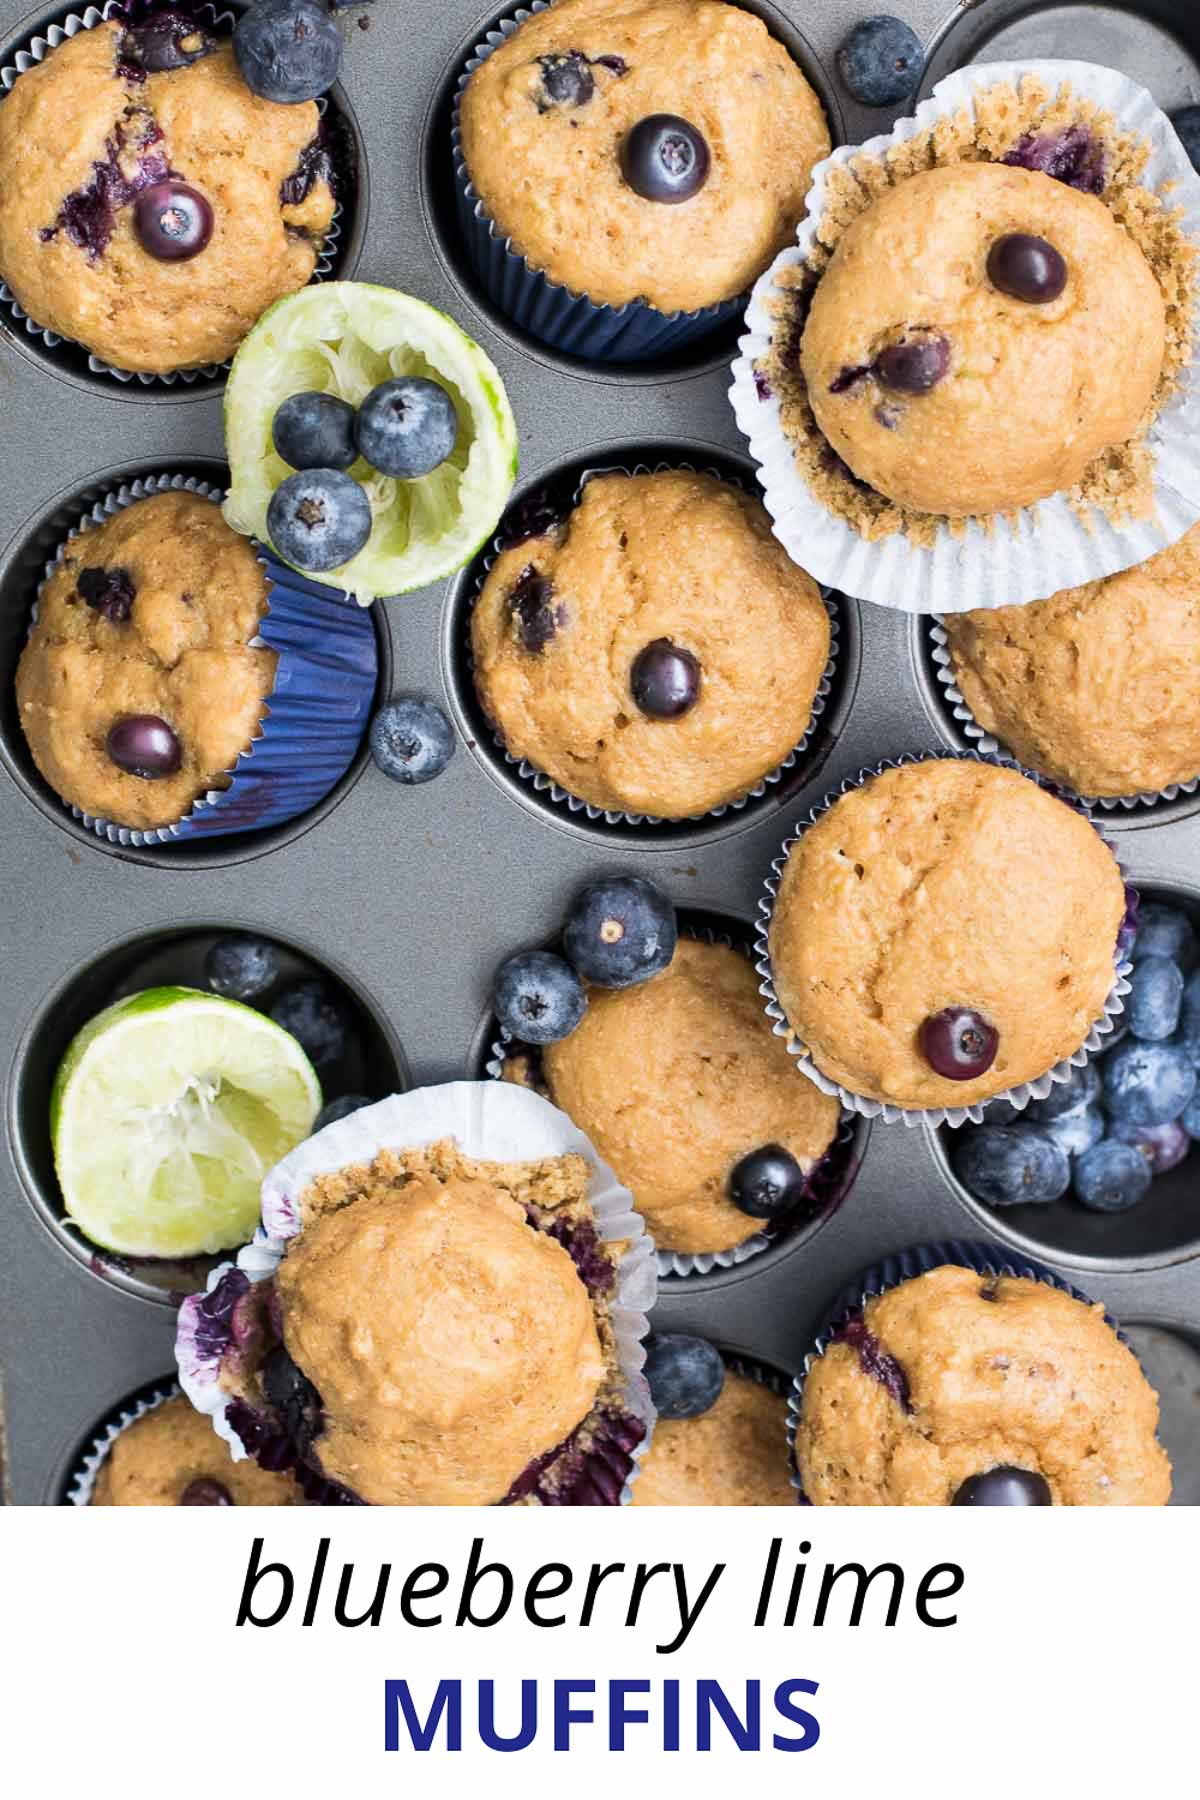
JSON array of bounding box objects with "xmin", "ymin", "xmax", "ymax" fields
[
  {"xmin": 471, "ymin": 471, "xmax": 832, "ymax": 818},
  {"xmin": 16, "ymin": 490, "xmax": 276, "ymax": 831},
  {"xmin": 796, "ymin": 1264, "xmax": 1171, "ymax": 1504},
  {"xmin": 459, "ymin": 0, "xmax": 830, "ymax": 315},
  {"xmin": 0, "ymin": 16, "xmax": 335, "ymax": 374},
  {"xmin": 633, "ymin": 1369, "xmax": 793, "ymax": 1504},
  {"xmin": 539, "ymin": 939, "xmax": 841, "ymax": 1255},
  {"xmin": 942, "ymin": 524, "xmax": 1200, "ymax": 798},
  {"xmin": 768, "ymin": 760, "xmax": 1126, "ymax": 1111},
  {"xmin": 91, "ymin": 1395, "xmax": 305, "ymax": 1505}
]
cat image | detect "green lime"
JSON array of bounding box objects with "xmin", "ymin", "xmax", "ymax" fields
[
  {"xmin": 223, "ymin": 281, "xmax": 519, "ymax": 603},
  {"xmin": 51, "ymin": 987, "xmax": 322, "ymax": 1259}
]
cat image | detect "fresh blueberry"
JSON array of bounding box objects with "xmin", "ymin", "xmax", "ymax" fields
[
  {"xmin": 918, "ymin": 1007, "xmax": 998, "ymax": 1080},
  {"xmin": 1111, "ymin": 1118, "xmax": 1191, "ymax": 1176},
  {"xmin": 951, "ymin": 1126, "xmax": 1070, "ymax": 1206},
  {"xmin": 494, "ymin": 950, "xmax": 586, "ymax": 1046},
  {"xmin": 1039, "ymin": 1103, "xmax": 1105, "ymax": 1162},
  {"xmin": 355, "ymin": 377, "xmax": 458, "ymax": 480},
  {"xmin": 233, "ymin": 0, "xmax": 341, "ymax": 105},
  {"xmin": 1176, "ymin": 969, "xmax": 1200, "ymax": 1066},
  {"xmin": 178, "ymin": 1477, "xmax": 233, "ymax": 1505},
  {"xmin": 122, "ymin": 13, "xmax": 216, "ymax": 76},
  {"xmin": 728, "ymin": 1144, "xmax": 809, "ymax": 1221},
  {"xmin": 643, "ymin": 1333, "xmax": 725, "ymax": 1420},
  {"xmin": 77, "ymin": 565, "xmax": 135, "ymax": 624},
  {"xmin": 987, "ymin": 234, "xmax": 1068, "ymax": 304},
  {"xmin": 267, "ymin": 469, "xmax": 372, "ymax": 572},
  {"xmin": 982, "ymin": 1095, "xmax": 1027, "ymax": 1126},
  {"xmin": 952, "ymin": 1467, "xmax": 1052, "ymax": 1506},
  {"xmin": 1182, "ymin": 1093, "xmax": 1200, "ymax": 1141},
  {"xmin": 1102, "ymin": 1039, "xmax": 1196, "ymax": 1126},
  {"xmin": 620, "ymin": 115, "xmax": 710, "ymax": 204},
  {"xmin": 272, "ymin": 391, "xmax": 358, "ymax": 472},
  {"xmin": 133, "ymin": 181, "xmax": 213, "ymax": 261},
  {"xmin": 1073, "ymin": 1139, "xmax": 1153, "ymax": 1211},
  {"xmin": 1130, "ymin": 901, "xmax": 1197, "ymax": 972},
  {"xmin": 204, "ymin": 934, "xmax": 280, "ymax": 1002},
  {"xmin": 837, "ymin": 15, "xmax": 924, "ymax": 107},
  {"xmin": 106, "ymin": 714, "xmax": 182, "ymax": 779},
  {"xmin": 1127, "ymin": 954, "xmax": 1184, "ymax": 1042},
  {"xmin": 630, "ymin": 639, "xmax": 701, "ymax": 718},
  {"xmin": 563, "ymin": 877, "xmax": 677, "ymax": 990},
  {"xmin": 1027, "ymin": 1062, "xmax": 1101, "ymax": 1122},
  {"xmin": 270, "ymin": 979, "xmax": 350, "ymax": 1070},
  {"xmin": 875, "ymin": 332, "xmax": 950, "ymax": 394},
  {"xmin": 1171, "ymin": 106, "xmax": 1200, "ymax": 175},
  {"xmin": 369, "ymin": 697, "xmax": 455, "ymax": 785},
  {"xmin": 312, "ymin": 1093, "xmax": 373, "ymax": 1132}
]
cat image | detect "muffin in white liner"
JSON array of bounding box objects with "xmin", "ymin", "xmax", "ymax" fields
[
  {"xmin": 64, "ymin": 1379, "xmax": 179, "ymax": 1506},
  {"xmin": 176, "ymin": 1081, "xmax": 657, "ymax": 1505},
  {"xmin": 729, "ymin": 59, "xmax": 1200, "ymax": 614},
  {"xmin": 755, "ymin": 752, "xmax": 1134, "ymax": 1130}
]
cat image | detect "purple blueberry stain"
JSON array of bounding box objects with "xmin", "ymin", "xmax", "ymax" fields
[
  {"xmin": 280, "ymin": 137, "xmax": 335, "ymax": 209},
  {"xmin": 76, "ymin": 565, "xmax": 135, "ymax": 623},
  {"xmin": 544, "ymin": 1216, "xmax": 614, "ymax": 1295},
  {"xmin": 1002, "ymin": 124, "xmax": 1106, "ymax": 195},
  {"xmin": 510, "ymin": 564, "xmax": 566, "ymax": 653},
  {"xmin": 754, "ymin": 367, "xmax": 772, "ymax": 401},
  {"xmin": 829, "ymin": 362, "xmax": 872, "ymax": 394},
  {"xmin": 118, "ymin": 12, "xmax": 217, "ymax": 79},
  {"xmin": 190, "ymin": 1266, "xmax": 251, "ymax": 1364},
  {"xmin": 831, "ymin": 1316, "xmax": 912, "ymax": 1413},
  {"xmin": 45, "ymin": 110, "xmax": 172, "ymax": 262}
]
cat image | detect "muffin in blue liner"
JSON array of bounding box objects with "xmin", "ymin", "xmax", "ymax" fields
[
  {"xmin": 21, "ymin": 472, "xmax": 377, "ymax": 848},
  {"xmin": 786, "ymin": 1239, "xmax": 1171, "ymax": 1504},
  {"xmin": 176, "ymin": 1082, "xmax": 658, "ymax": 1505},
  {"xmin": 632, "ymin": 1347, "xmax": 796, "ymax": 1505},
  {"xmin": 756, "ymin": 750, "xmax": 1134, "ymax": 1130}
]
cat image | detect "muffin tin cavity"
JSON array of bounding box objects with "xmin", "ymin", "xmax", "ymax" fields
[
  {"xmin": 9, "ymin": 924, "xmax": 407, "ymax": 1306},
  {"xmin": 442, "ymin": 441, "xmax": 858, "ymax": 848},
  {"xmin": 1123, "ymin": 1323, "xmax": 1200, "ymax": 1505}
]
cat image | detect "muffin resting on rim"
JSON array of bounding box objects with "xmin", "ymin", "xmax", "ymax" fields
[
  {"xmin": 91, "ymin": 1394, "xmax": 305, "ymax": 1505},
  {"xmin": 633, "ymin": 1367, "xmax": 794, "ymax": 1504}
]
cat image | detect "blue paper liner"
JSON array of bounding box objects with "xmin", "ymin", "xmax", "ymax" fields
[{"xmin": 451, "ymin": 4, "xmax": 744, "ymax": 363}]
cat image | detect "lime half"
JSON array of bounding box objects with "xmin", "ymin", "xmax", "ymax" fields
[
  {"xmin": 223, "ymin": 281, "xmax": 519, "ymax": 603},
  {"xmin": 51, "ymin": 987, "xmax": 322, "ymax": 1259}
]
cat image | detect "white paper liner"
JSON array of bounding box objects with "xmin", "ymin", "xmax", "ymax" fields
[
  {"xmin": 64, "ymin": 1379, "xmax": 179, "ymax": 1506},
  {"xmin": 927, "ymin": 617, "xmax": 1200, "ymax": 813},
  {"xmin": 468, "ymin": 461, "xmax": 842, "ymax": 826},
  {"xmin": 755, "ymin": 751, "xmax": 1133, "ymax": 1129},
  {"xmin": 729, "ymin": 59, "xmax": 1200, "ymax": 614},
  {"xmin": 177, "ymin": 1081, "xmax": 658, "ymax": 1503}
]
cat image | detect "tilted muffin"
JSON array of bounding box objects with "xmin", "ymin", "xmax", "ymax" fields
[
  {"xmin": 459, "ymin": 0, "xmax": 830, "ymax": 315},
  {"xmin": 801, "ymin": 162, "xmax": 1165, "ymax": 516},
  {"xmin": 942, "ymin": 523, "xmax": 1200, "ymax": 798},
  {"xmin": 767, "ymin": 760, "xmax": 1126, "ymax": 1110},
  {"xmin": 0, "ymin": 17, "xmax": 335, "ymax": 374},
  {"xmin": 796, "ymin": 1264, "xmax": 1171, "ymax": 1505},
  {"xmin": 91, "ymin": 1395, "xmax": 304, "ymax": 1506},
  {"xmin": 16, "ymin": 490, "xmax": 276, "ymax": 831},
  {"xmin": 633, "ymin": 1369, "xmax": 794, "ymax": 1505},
  {"xmin": 541, "ymin": 939, "xmax": 841, "ymax": 1254},
  {"xmin": 472, "ymin": 471, "xmax": 832, "ymax": 818}
]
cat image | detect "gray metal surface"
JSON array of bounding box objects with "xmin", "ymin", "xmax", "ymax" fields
[{"xmin": 0, "ymin": 0, "xmax": 1197, "ymax": 1504}]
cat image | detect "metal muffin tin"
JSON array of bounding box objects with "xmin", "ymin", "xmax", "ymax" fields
[{"xmin": 0, "ymin": 0, "xmax": 1197, "ymax": 1505}]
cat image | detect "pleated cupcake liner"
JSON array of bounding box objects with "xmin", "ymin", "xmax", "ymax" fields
[
  {"xmin": 62, "ymin": 1376, "xmax": 180, "ymax": 1505},
  {"xmin": 450, "ymin": 2, "xmax": 743, "ymax": 363},
  {"xmin": 0, "ymin": 2, "xmax": 345, "ymax": 388},
  {"xmin": 784, "ymin": 1238, "xmax": 1129, "ymax": 1500},
  {"xmin": 755, "ymin": 750, "xmax": 1134, "ymax": 1130},
  {"xmin": 467, "ymin": 459, "xmax": 842, "ymax": 827},
  {"xmin": 176, "ymin": 1081, "xmax": 658, "ymax": 1505},
  {"xmin": 729, "ymin": 59, "xmax": 1200, "ymax": 613},
  {"xmin": 927, "ymin": 617, "xmax": 1200, "ymax": 815},
  {"xmin": 29, "ymin": 470, "xmax": 377, "ymax": 845}
]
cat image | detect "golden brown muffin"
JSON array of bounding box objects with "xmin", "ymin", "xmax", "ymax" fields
[
  {"xmin": 16, "ymin": 490, "xmax": 276, "ymax": 831},
  {"xmin": 943, "ymin": 525, "xmax": 1200, "ymax": 798},
  {"xmin": 459, "ymin": 0, "xmax": 829, "ymax": 314},
  {"xmin": 796, "ymin": 1266, "xmax": 1171, "ymax": 1505},
  {"xmin": 542, "ymin": 939, "xmax": 840, "ymax": 1254},
  {"xmin": 91, "ymin": 1395, "xmax": 305, "ymax": 1505},
  {"xmin": 472, "ymin": 471, "xmax": 831, "ymax": 819},
  {"xmin": 801, "ymin": 163, "xmax": 1164, "ymax": 517},
  {"xmin": 0, "ymin": 23, "xmax": 334, "ymax": 374},
  {"xmin": 768, "ymin": 759, "xmax": 1125, "ymax": 1110},
  {"xmin": 633, "ymin": 1370, "xmax": 794, "ymax": 1504}
]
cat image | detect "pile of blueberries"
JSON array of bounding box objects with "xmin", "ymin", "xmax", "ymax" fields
[{"xmin": 952, "ymin": 902, "xmax": 1200, "ymax": 1214}]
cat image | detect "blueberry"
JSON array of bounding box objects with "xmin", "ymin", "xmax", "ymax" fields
[
  {"xmin": 951, "ymin": 1126, "xmax": 1070, "ymax": 1206},
  {"xmin": 77, "ymin": 565, "xmax": 134, "ymax": 624},
  {"xmin": 369, "ymin": 697, "xmax": 455, "ymax": 785},
  {"xmin": 952, "ymin": 1467, "xmax": 1052, "ymax": 1506},
  {"xmin": 1073, "ymin": 1139, "xmax": 1153, "ymax": 1211},
  {"xmin": 133, "ymin": 181, "xmax": 212, "ymax": 260},
  {"xmin": 728, "ymin": 1144, "xmax": 808, "ymax": 1221},
  {"xmin": 1127, "ymin": 954, "xmax": 1184, "ymax": 1042},
  {"xmin": 509, "ymin": 565, "xmax": 565, "ymax": 653},
  {"xmin": 355, "ymin": 377, "xmax": 458, "ymax": 480},
  {"xmin": 233, "ymin": 0, "xmax": 341, "ymax": 105},
  {"xmin": 272, "ymin": 392, "xmax": 358, "ymax": 472},
  {"xmin": 204, "ymin": 934, "xmax": 280, "ymax": 1002},
  {"xmin": 1027, "ymin": 1062, "xmax": 1101, "ymax": 1122},
  {"xmin": 918, "ymin": 1007, "xmax": 998, "ymax": 1080},
  {"xmin": 643, "ymin": 1333, "xmax": 725, "ymax": 1420},
  {"xmin": 1002, "ymin": 125, "xmax": 1105, "ymax": 195},
  {"xmin": 267, "ymin": 469, "xmax": 372, "ymax": 572},
  {"xmin": 1102, "ymin": 1039, "xmax": 1196, "ymax": 1126},
  {"xmin": 1130, "ymin": 902, "xmax": 1197, "ymax": 972},
  {"xmin": 1039, "ymin": 1103, "xmax": 1104, "ymax": 1162},
  {"xmin": 494, "ymin": 950, "xmax": 586, "ymax": 1046},
  {"xmin": 312, "ymin": 1093, "xmax": 373, "ymax": 1132},
  {"xmin": 178, "ymin": 1477, "xmax": 233, "ymax": 1505},
  {"xmin": 630, "ymin": 639, "xmax": 701, "ymax": 719},
  {"xmin": 261, "ymin": 1345, "xmax": 324, "ymax": 1456},
  {"xmin": 875, "ymin": 332, "xmax": 950, "ymax": 394},
  {"xmin": 1183, "ymin": 1093, "xmax": 1200, "ymax": 1141},
  {"xmin": 1177, "ymin": 969, "xmax": 1200, "ymax": 1066},
  {"xmin": 270, "ymin": 979, "xmax": 350, "ymax": 1070},
  {"xmin": 563, "ymin": 877, "xmax": 677, "ymax": 990},
  {"xmin": 620, "ymin": 115, "xmax": 710, "ymax": 204},
  {"xmin": 122, "ymin": 13, "xmax": 217, "ymax": 75},
  {"xmin": 106, "ymin": 714, "xmax": 182, "ymax": 779},
  {"xmin": 837, "ymin": 15, "xmax": 924, "ymax": 107},
  {"xmin": 987, "ymin": 234, "xmax": 1068, "ymax": 304},
  {"xmin": 982, "ymin": 1095, "xmax": 1027, "ymax": 1126},
  {"xmin": 1171, "ymin": 105, "xmax": 1200, "ymax": 175},
  {"xmin": 537, "ymin": 51, "xmax": 594, "ymax": 108},
  {"xmin": 1112, "ymin": 1118, "xmax": 1191, "ymax": 1176}
]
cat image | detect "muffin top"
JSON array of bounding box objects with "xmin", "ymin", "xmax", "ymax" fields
[
  {"xmin": 543, "ymin": 938, "xmax": 840, "ymax": 1254},
  {"xmin": 91, "ymin": 1395, "xmax": 304, "ymax": 1505},
  {"xmin": 459, "ymin": 0, "xmax": 830, "ymax": 314},
  {"xmin": 471, "ymin": 470, "xmax": 832, "ymax": 819},
  {"xmin": 943, "ymin": 524, "xmax": 1200, "ymax": 799},
  {"xmin": 801, "ymin": 162, "xmax": 1165, "ymax": 516},
  {"xmin": 0, "ymin": 21, "xmax": 335, "ymax": 374},
  {"xmin": 768, "ymin": 759, "xmax": 1126, "ymax": 1110},
  {"xmin": 16, "ymin": 490, "xmax": 275, "ymax": 831},
  {"xmin": 632, "ymin": 1370, "xmax": 794, "ymax": 1504},
  {"xmin": 796, "ymin": 1265, "xmax": 1171, "ymax": 1505}
]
